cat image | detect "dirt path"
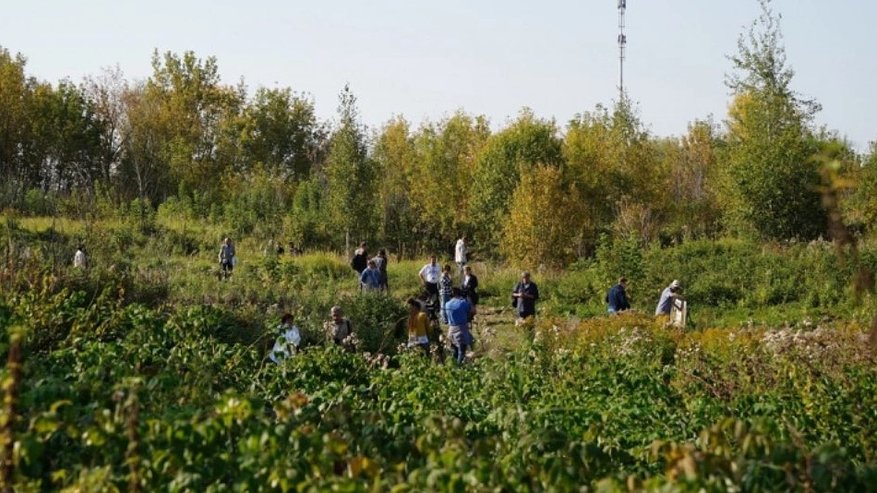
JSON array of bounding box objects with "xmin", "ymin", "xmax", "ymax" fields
[{"xmin": 469, "ymin": 304, "xmax": 528, "ymax": 360}]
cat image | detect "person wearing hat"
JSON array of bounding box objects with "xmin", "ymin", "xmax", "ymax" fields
[{"xmin": 655, "ymin": 280, "xmax": 681, "ymax": 316}]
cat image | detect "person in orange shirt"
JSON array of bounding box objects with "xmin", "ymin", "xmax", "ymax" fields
[{"xmin": 406, "ymin": 297, "xmax": 430, "ymax": 355}]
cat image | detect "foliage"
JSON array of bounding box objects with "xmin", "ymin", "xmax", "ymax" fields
[
  {"xmin": 722, "ymin": 0, "xmax": 827, "ymax": 240},
  {"xmin": 324, "ymin": 85, "xmax": 377, "ymax": 248},
  {"xmin": 501, "ymin": 165, "xmax": 585, "ymax": 268},
  {"xmin": 469, "ymin": 109, "xmax": 563, "ymax": 253}
]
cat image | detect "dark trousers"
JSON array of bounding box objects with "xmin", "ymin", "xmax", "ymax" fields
[{"xmin": 451, "ymin": 344, "xmax": 467, "ymax": 365}]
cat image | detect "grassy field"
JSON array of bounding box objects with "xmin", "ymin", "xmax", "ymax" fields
[{"xmin": 1, "ymin": 215, "xmax": 876, "ymax": 491}]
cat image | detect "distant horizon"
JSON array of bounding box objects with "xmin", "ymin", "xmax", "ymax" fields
[{"xmin": 3, "ymin": 0, "xmax": 874, "ymax": 151}]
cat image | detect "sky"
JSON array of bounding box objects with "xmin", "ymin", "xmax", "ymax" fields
[{"xmin": 2, "ymin": 0, "xmax": 875, "ymax": 151}]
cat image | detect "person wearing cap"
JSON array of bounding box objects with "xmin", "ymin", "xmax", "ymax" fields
[
  {"xmin": 656, "ymin": 280, "xmax": 681, "ymax": 316},
  {"xmin": 606, "ymin": 277, "xmax": 631, "ymax": 314},
  {"xmin": 512, "ymin": 271, "xmax": 539, "ymax": 321}
]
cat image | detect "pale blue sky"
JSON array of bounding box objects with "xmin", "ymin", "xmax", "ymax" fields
[{"xmin": 2, "ymin": 0, "xmax": 875, "ymax": 150}]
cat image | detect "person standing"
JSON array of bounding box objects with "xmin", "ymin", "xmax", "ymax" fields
[
  {"xmin": 512, "ymin": 271, "xmax": 539, "ymax": 321},
  {"xmin": 418, "ymin": 255, "xmax": 441, "ymax": 301},
  {"xmin": 656, "ymin": 280, "xmax": 681, "ymax": 316},
  {"xmin": 461, "ymin": 265, "xmax": 479, "ymax": 314},
  {"xmin": 606, "ymin": 277, "xmax": 631, "ymax": 314},
  {"xmin": 406, "ymin": 297, "xmax": 430, "ymax": 354},
  {"xmin": 374, "ymin": 248, "xmax": 389, "ymax": 292},
  {"xmin": 350, "ymin": 242, "xmax": 368, "ymax": 275},
  {"xmin": 218, "ymin": 237, "xmax": 235, "ymax": 278},
  {"xmin": 438, "ymin": 264, "xmax": 454, "ymax": 324},
  {"xmin": 268, "ymin": 313, "xmax": 301, "ymax": 363},
  {"xmin": 454, "ymin": 235, "xmax": 468, "ymax": 278},
  {"xmin": 73, "ymin": 245, "xmax": 88, "ymax": 269},
  {"xmin": 360, "ymin": 260, "xmax": 382, "ymax": 291},
  {"xmin": 444, "ymin": 288, "xmax": 474, "ymax": 365}
]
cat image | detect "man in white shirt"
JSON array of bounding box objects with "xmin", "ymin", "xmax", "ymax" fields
[
  {"xmin": 418, "ymin": 255, "xmax": 441, "ymax": 300},
  {"xmin": 454, "ymin": 236, "xmax": 468, "ymax": 277}
]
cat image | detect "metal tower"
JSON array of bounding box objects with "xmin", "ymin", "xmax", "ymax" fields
[{"xmin": 617, "ymin": 0, "xmax": 627, "ymax": 99}]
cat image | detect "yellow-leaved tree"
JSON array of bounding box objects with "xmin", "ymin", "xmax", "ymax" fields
[{"xmin": 501, "ymin": 165, "xmax": 586, "ymax": 268}]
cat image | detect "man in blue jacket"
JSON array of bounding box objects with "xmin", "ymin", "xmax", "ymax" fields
[{"xmin": 606, "ymin": 277, "xmax": 631, "ymax": 314}]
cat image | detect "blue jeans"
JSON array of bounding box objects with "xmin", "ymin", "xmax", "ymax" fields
[
  {"xmin": 451, "ymin": 343, "xmax": 467, "ymax": 365},
  {"xmin": 440, "ymin": 294, "xmax": 451, "ymax": 324}
]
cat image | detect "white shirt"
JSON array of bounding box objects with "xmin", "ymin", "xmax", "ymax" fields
[
  {"xmin": 454, "ymin": 239, "xmax": 467, "ymax": 263},
  {"xmin": 74, "ymin": 249, "xmax": 86, "ymax": 268},
  {"xmin": 269, "ymin": 325, "xmax": 301, "ymax": 363},
  {"xmin": 419, "ymin": 263, "xmax": 440, "ymax": 284}
]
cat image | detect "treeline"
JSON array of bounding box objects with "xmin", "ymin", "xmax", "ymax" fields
[{"xmin": 2, "ymin": 3, "xmax": 876, "ymax": 265}]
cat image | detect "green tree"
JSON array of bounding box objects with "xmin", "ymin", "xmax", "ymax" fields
[
  {"xmin": 324, "ymin": 85, "xmax": 376, "ymax": 249},
  {"xmin": 723, "ymin": 0, "xmax": 826, "ymax": 240},
  {"xmin": 373, "ymin": 117, "xmax": 418, "ymax": 255},
  {"xmin": 289, "ymin": 176, "xmax": 328, "ymax": 249},
  {"xmin": 410, "ymin": 112, "xmax": 490, "ymax": 252},
  {"xmin": 469, "ymin": 109, "xmax": 562, "ymax": 254},
  {"xmin": 237, "ymin": 87, "xmax": 325, "ymax": 180},
  {"xmin": 501, "ymin": 165, "xmax": 585, "ymax": 267},
  {"xmin": 663, "ymin": 119, "xmax": 724, "ymax": 239},
  {"xmin": 82, "ymin": 66, "xmax": 130, "ymax": 198},
  {"xmin": 0, "ymin": 47, "xmax": 38, "ymax": 204},
  {"xmin": 30, "ymin": 80, "xmax": 105, "ymax": 195},
  {"xmin": 141, "ymin": 50, "xmax": 244, "ymax": 203},
  {"xmin": 564, "ymin": 98, "xmax": 665, "ymax": 250},
  {"xmin": 117, "ymin": 82, "xmax": 174, "ymax": 205}
]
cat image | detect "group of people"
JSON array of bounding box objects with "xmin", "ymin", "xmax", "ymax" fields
[
  {"xmin": 606, "ymin": 277, "xmax": 683, "ymax": 317},
  {"xmin": 414, "ymin": 241, "xmax": 479, "ymax": 364},
  {"xmin": 266, "ymin": 233, "xmax": 684, "ymax": 365},
  {"xmin": 268, "ymin": 305, "xmax": 356, "ymax": 363},
  {"xmin": 351, "ymin": 242, "xmax": 390, "ymax": 292}
]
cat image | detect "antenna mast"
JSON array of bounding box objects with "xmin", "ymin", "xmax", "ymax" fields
[{"xmin": 617, "ymin": 0, "xmax": 627, "ymax": 99}]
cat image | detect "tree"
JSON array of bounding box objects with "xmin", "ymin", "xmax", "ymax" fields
[
  {"xmin": 564, "ymin": 98, "xmax": 665, "ymax": 250},
  {"xmin": 373, "ymin": 117, "xmax": 418, "ymax": 255},
  {"xmin": 723, "ymin": 0, "xmax": 825, "ymax": 240},
  {"xmin": 469, "ymin": 109, "xmax": 562, "ymax": 253},
  {"xmin": 30, "ymin": 80, "xmax": 104, "ymax": 195},
  {"xmin": 410, "ymin": 112, "xmax": 490, "ymax": 252},
  {"xmin": 143, "ymin": 50, "xmax": 244, "ymax": 203},
  {"xmin": 663, "ymin": 119, "xmax": 724, "ymax": 239},
  {"xmin": 501, "ymin": 166, "xmax": 585, "ymax": 267},
  {"xmin": 82, "ymin": 66, "xmax": 130, "ymax": 196},
  {"xmin": 237, "ymin": 87, "xmax": 324, "ymax": 180},
  {"xmin": 0, "ymin": 47, "xmax": 36, "ymax": 204},
  {"xmin": 324, "ymin": 85, "xmax": 376, "ymax": 248},
  {"xmin": 117, "ymin": 82, "xmax": 170, "ymax": 205}
]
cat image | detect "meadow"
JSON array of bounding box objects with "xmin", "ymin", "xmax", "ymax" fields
[{"xmin": 1, "ymin": 213, "xmax": 876, "ymax": 491}]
